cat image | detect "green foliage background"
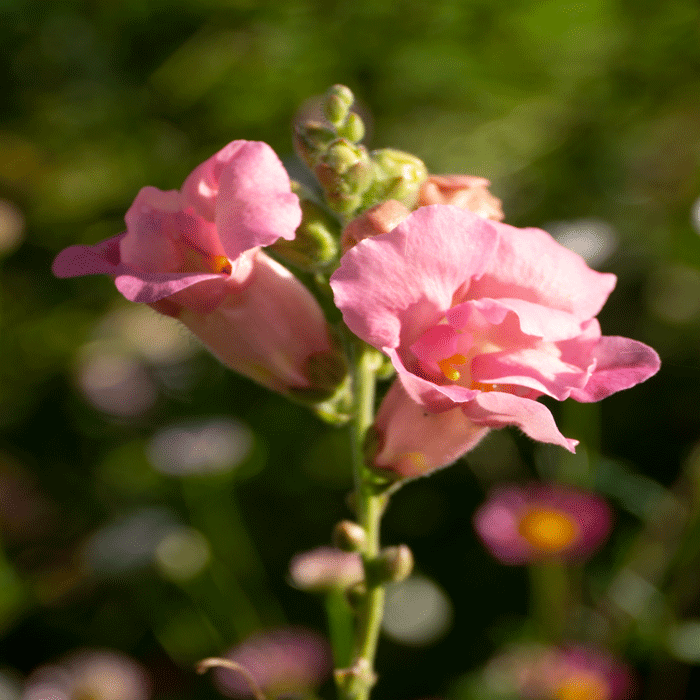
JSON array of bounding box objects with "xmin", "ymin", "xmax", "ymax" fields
[{"xmin": 1, "ymin": 0, "xmax": 700, "ymax": 698}]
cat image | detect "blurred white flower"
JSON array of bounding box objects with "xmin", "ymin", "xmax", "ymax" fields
[
  {"xmin": 85, "ymin": 506, "xmax": 179, "ymax": 574},
  {"xmin": 76, "ymin": 342, "xmax": 157, "ymax": 417},
  {"xmin": 98, "ymin": 304, "xmax": 197, "ymax": 365},
  {"xmin": 381, "ymin": 574, "xmax": 453, "ymax": 646},
  {"xmin": 155, "ymin": 526, "xmax": 210, "ymax": 582},
  {"xmin": 546, "ymin": 218, "xmax": 618, "ymax": 267},
  {"xmin": 147, "ymin": 417, "xmax": 253, "ymax": 476}
]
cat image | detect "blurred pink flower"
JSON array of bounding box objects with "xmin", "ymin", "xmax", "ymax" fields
[
  {"xmin": 288, "ymin": 546, "xmax": 364, "ymax": 591},
  {"xmin": 213, "ymin": 627, "xmax": 332, "ymax": 699},
  {"xmin": 486, "ymin": 643, "xmax": 634, "ymax": 700},
  {"xmin": 331, "ymin": 205, "xmax": 660, "ymax": 478},
  {"xmin": 52, "ymin": 141, "xmax": 342, "ymax": 396},
  {"xmin": 473, "ymin": 483, "xmax": 612, "ymax": 564},
  {"xmin": 23, "ymin": 648, "xmax": 151, "ymax": 700}
]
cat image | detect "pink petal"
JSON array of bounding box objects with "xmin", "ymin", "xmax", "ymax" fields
[
  {"xmin": 463, "ymin": 392, "xmax": 578, "ymax": 452},
  {"xmin": 180, "ymin": 140, "xmax": 248, "ymax": 221},
  {"xmin": 465, "ymin": 222, "xmax": 617, "ymax": 321},
  {"xmin": 209, "ymin": 141, "xmax": 301, "ymax": 260},
  {"xmin": 387, "ymin": 347, "xmax": 480, "ymax": 411},
  {"xmin": 331, "ymin": 205, "xmax": 499, "ymax": 350},
  {"xmin": 52, "ymin": 234, "xmax": 125, "ymax": 278},
  {"xmin": 569, "ymin": 336, "xmax": 661, "ymax": 402},
  {"xmin": 114, "ymin": 269, "xmax": 229, "ymax": 306},
  {"xmin": 178, "ymin": 252, "xmax": 334, "ymax": 393},
  {"xmin": 449, "ymin": 298, "xmax": 586, "ymax": 342},
  {"xmin": 51, "ymin": 232, "xmax": 235, "ymax": 310},
  {"xmin": 471, "ymin": 348, "xmax": 589, "ymax": 401},
  {"xmin": 372, "ymin": 380, "xmax": 490, "ymax": 479}
]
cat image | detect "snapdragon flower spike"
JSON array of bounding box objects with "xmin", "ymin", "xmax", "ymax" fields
[
  {"xmin": 473, "ymin": 484, "xmax": 612, "ymax": 564},
  {"xmin": 52, "ymin": 141, "xmax": 343, "ymax": 396},
  {"xmin": 331, "ymin": 205, "xmax": 660, "ymax": 476}
]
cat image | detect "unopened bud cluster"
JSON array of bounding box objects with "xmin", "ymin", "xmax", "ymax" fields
[{"xmin": 294, "ymin": 85, "xmax": 428, "ymax": 221}]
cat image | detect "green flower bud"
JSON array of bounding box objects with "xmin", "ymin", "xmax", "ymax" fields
[
  {"xmin": 323, "ymin": 84, "xmax": 355, "ymax": 127},
  {"xmin": 365, "ymin": 545, "xmax": 414, "ymax": 585},
  {"xmin": 365, "ymin": 148, "xmax": 429, "ymax": 210},
  {"xmin": 313, "ymin": 140, "xmax": 374, "ymax": 218},
  {"xmin": 324, "ymin": 140, "xmax": 364, "ymax": 175},
  {"xmin": 337, "ymin": 112, "xmax": 365, "ymax": 144},
  {"xmin": 333, "ymin": 521, "xmax": 367, "ymax": 553},
  {"xmin": 293, "ymin": 121, "xmax": 337, "ymax": 167},
  {"xmin": 270, "ymin": 192, "xmax": 339, "ymax": 271}
]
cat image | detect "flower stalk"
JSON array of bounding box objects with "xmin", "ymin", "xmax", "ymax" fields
[{"xmin": 334, "ymin": 341, "xmax": 389, "ymax": 700}]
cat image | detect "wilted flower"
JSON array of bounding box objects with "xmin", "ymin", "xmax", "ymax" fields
[
  {"xmin": 331, "ymin": 205, "xmax": 660, "ymax": 479},
  {"xmin": 473, "ymin": 484, "xmax": 612, "ymax": 564},
  {"xmin": 213, "ymin": 627, "xmax": 332, "ymax": 699},
  {"xmin": 22, "ymin": 648, "xmax": 151, "ymax": 700},
  {"xmin": 288, "ymin": 546, "xmax": 364, "ymax": 591}
]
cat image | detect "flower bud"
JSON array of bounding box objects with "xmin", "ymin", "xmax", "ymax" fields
[
  {"xmin": 333, "ymin": 521, "xmax": 367, "ymax": 553},
  {"xmin": 340, "ymin": 200, "xmax": 411, "ymax": 253},
  {"xmin": 366, "ymin": 545, "xmax": 414, "ymax": 585},
  {"xmin": 288, "ymin": 546, "xmax": 364, "ymax": 592},
  {"xmin": 293, "ymin": 122, "xmax": 337, "ymax": 168},
  {"xmin": 323, "ymin": 85, "xmax": 355, "ymax": 127},
  {"xmin": 337, "ymin": 112, "xmax": 365, "ymax": 144},
  {"xmin": 270, "ymin": 184, "xmax": 340, "ymax": 271},
  {"xmin": 366, "ymin": 148, "xmax": 428, "ymax": 210}
]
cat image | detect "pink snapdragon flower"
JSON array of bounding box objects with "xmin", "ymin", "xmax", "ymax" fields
[
  {"xmin": 53, "ymin": 141, "xmax": 341, "ymax": 396},
  {"xmin": 473, "ymin": 483, "xmax": 612, "ymax": 564},
  {"xmin": 331, "ymin": 205, "xmax": 660, "ymax": 477}
]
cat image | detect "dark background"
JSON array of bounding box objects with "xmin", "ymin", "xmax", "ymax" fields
[{"xmin": 1, "ymin": 0, "xmax": 700, "ymax": 698}]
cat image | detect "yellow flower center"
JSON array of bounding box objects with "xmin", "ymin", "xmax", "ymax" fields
[
  {"xmin": 208, "ymin": 255, "xmax": 233, "ymax": 275},
  {"xmin": 181, "ymin": 247, "xmax": 232, "ymax": 275},
  {"xmin": 438, "ymin": 353, "xmax": 467, "ymax": 381},
  {"xmin": 555, "ymin": 672, "xmax": 610, "ymax": 700},
  {"xmin": 469, "ymin": 381, "xmax": 498, "ymax": 392},
  {"xmin": 518, "ymin": 507, "xmax": 579, "ymax": 553}
]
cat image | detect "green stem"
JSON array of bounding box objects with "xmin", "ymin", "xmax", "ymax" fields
[
  {"xmin": 528, "ymin": 559, "xmax": 569, "ymax": 642},
  {"xmin": 338, "ymin": 342, "xmax": 387, "ymax": 700}
]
